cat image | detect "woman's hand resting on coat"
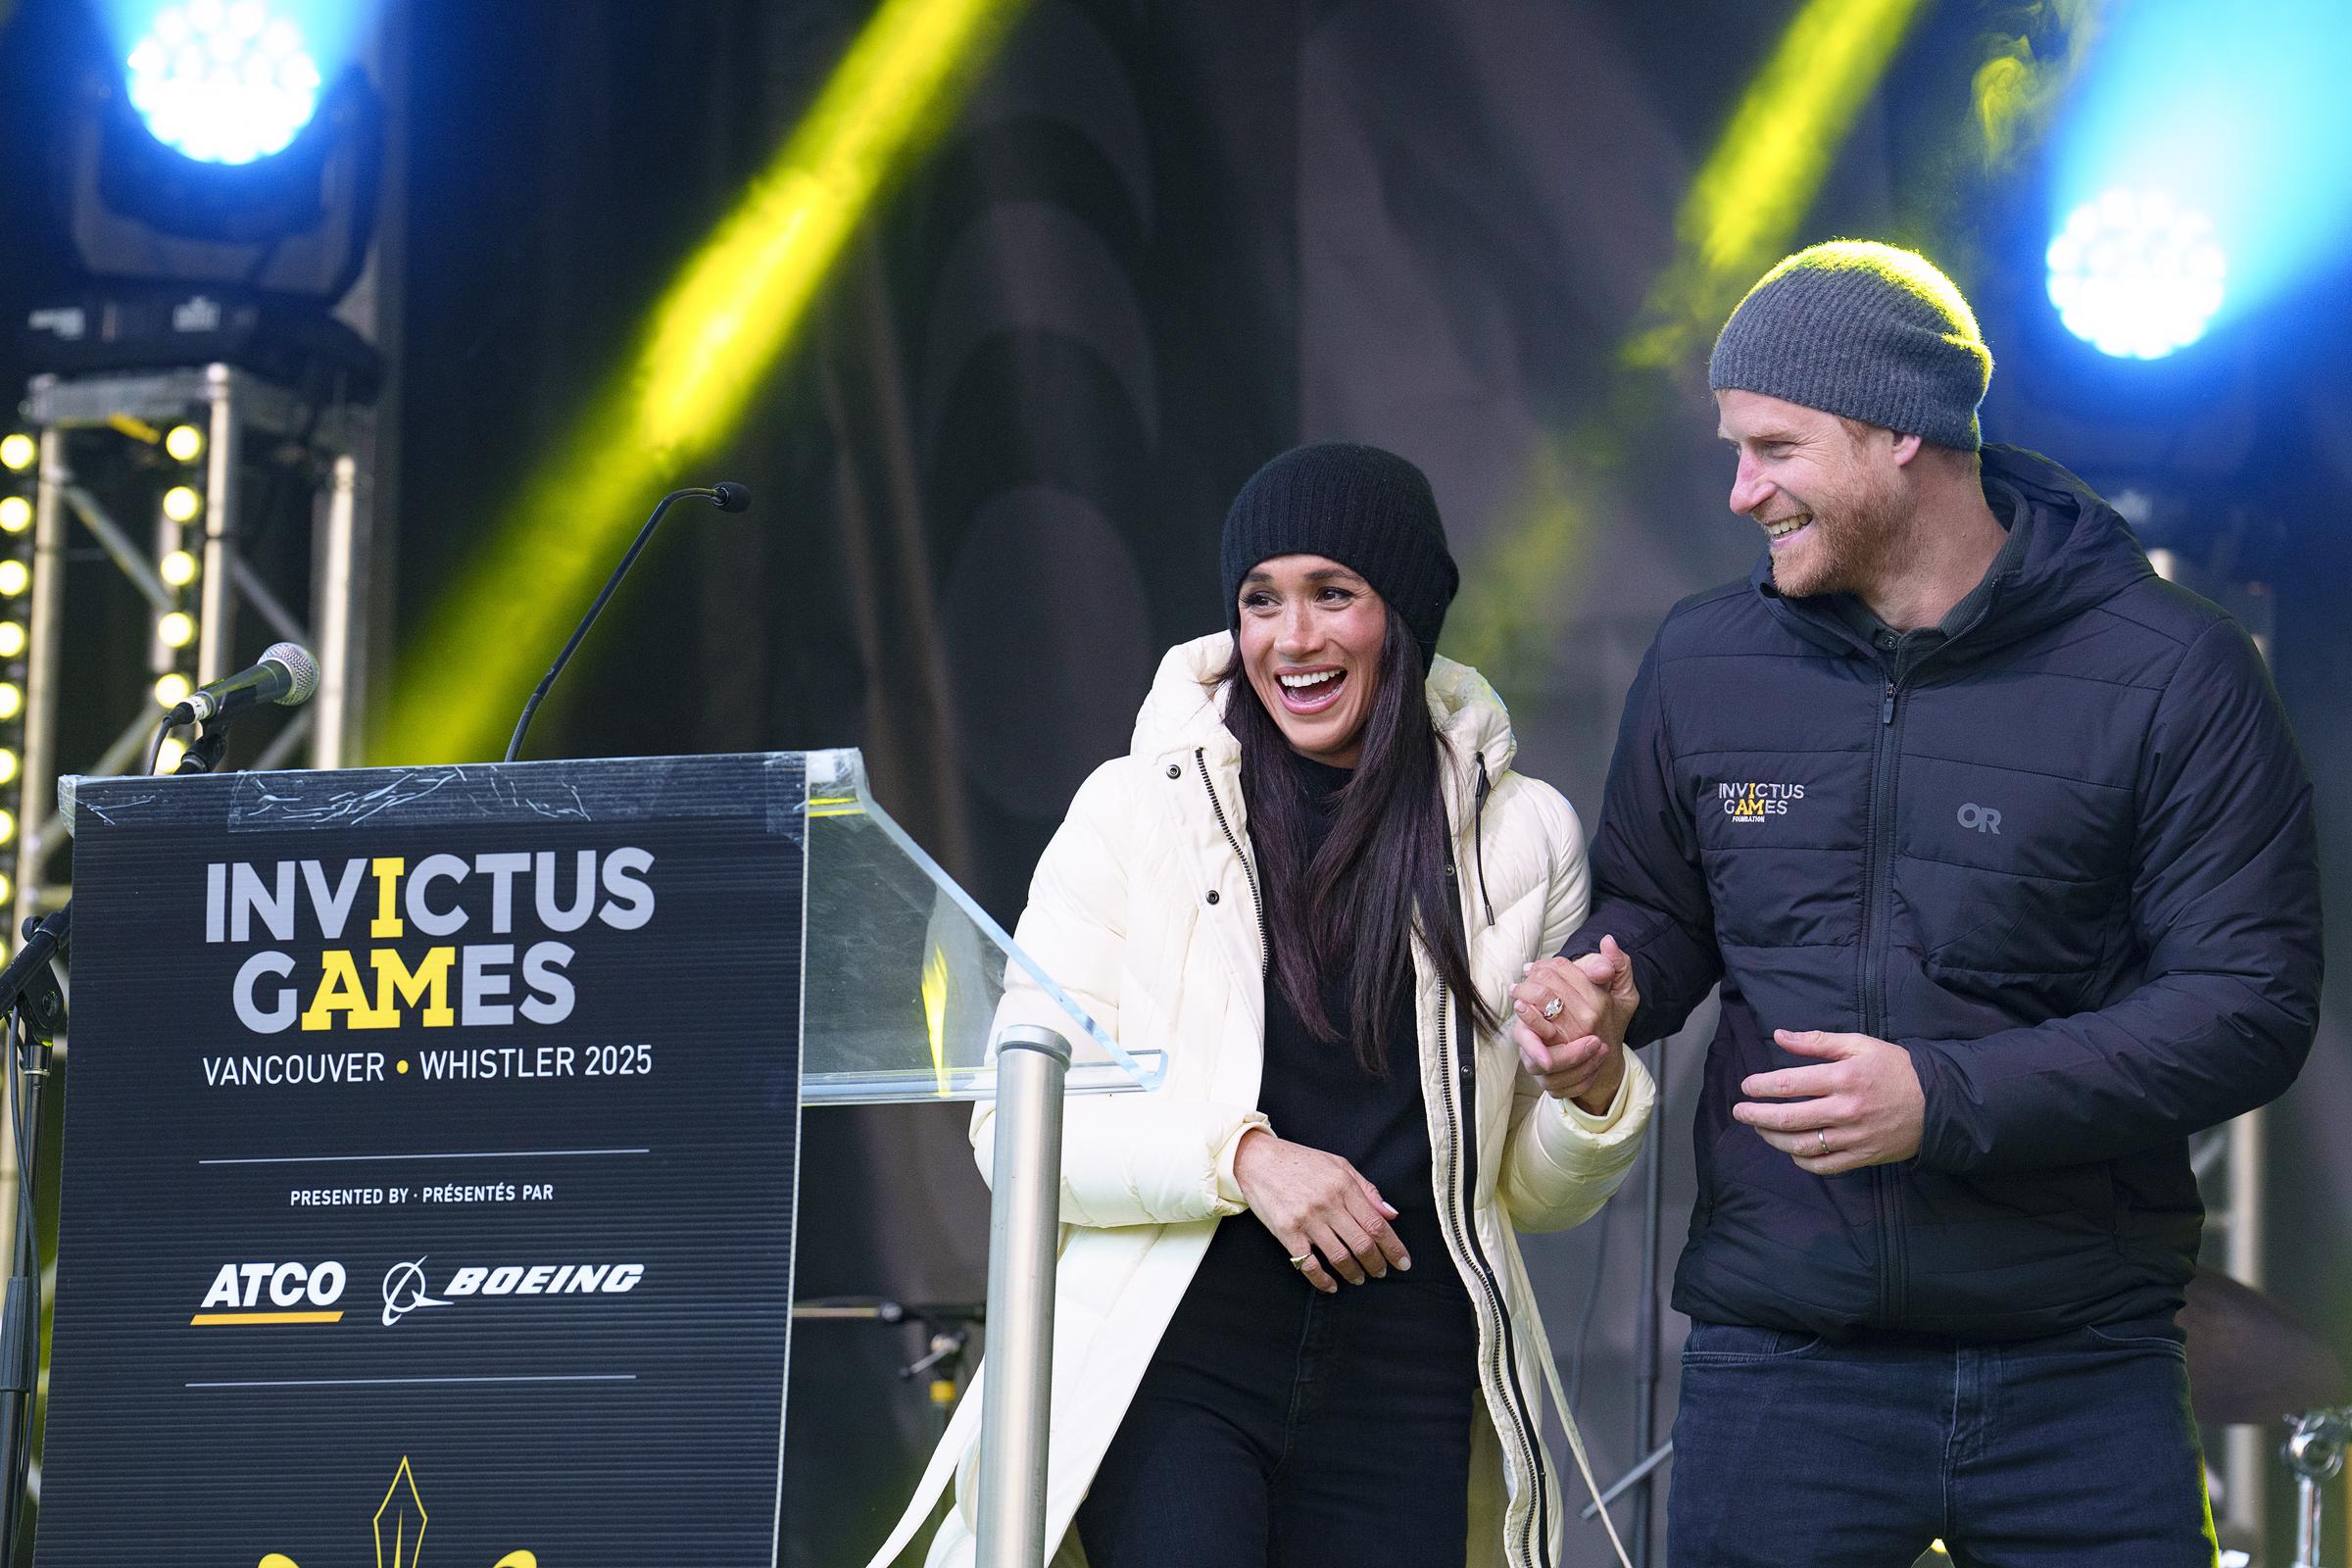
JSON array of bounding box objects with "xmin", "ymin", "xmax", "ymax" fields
[{"xmin": 1231, "ymin": 1129, "xmax": 1411, "ymax": 1294}]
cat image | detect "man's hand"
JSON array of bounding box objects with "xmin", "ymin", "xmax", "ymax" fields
[
  {"xmin": 1232, "ymin": 1129, "xmax": 1411, "ymax": 1294},
  {"xmin": 1733, "ymin": 1029, "xmax": 1925, "ymax": 1174},
  {"xmin": 1508, "ymin": 934, "xmax": 1639, "ymax": 1112}
]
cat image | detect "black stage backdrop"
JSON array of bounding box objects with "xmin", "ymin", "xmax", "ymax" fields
[{"xmin": 5, "ymin": 2, "xmax": 2352, "ymax": 1562}]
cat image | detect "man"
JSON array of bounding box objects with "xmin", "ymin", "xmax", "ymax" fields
[{"xmin": 1508, "ymin": 241, "xmax": 2322, "ymax": 1565}]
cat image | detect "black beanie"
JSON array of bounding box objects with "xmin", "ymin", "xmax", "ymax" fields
[{"xmin": 1219, "ymin": 442, "xmax": 1460, "ymax": 670}]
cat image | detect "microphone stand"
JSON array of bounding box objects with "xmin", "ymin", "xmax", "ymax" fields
[
  {"xmin": 504, "ymin": 484, "xmax": 747, "ymax": 764},
  {"xmin": 0, "ymin": 905, "xmax": 68, "ymax": 1567}
]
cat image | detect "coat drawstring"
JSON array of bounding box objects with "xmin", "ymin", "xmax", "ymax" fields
[{"xmin": 1474, "ymin": 755, "xmax": 1497, "ymax": 928}]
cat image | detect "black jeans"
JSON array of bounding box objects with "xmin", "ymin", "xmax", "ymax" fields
[
  {"xmin": 1667, "ymin": 1318, "xmax": 2214, "ymax": 1567},
  {"xmin": 1077, "ymin": 1217, "xmax": 1479, "ymax": 1568}
]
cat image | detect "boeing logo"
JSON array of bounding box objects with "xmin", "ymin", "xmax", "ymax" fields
[{"xmin": 380, "ymin": 1257, "xmax": 451, "ymax": 1327}]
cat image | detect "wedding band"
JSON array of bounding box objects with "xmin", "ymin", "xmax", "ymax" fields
[
  {"xmin": 1289, "ymin": 1253, "xmax": 1312, "ymax": 1268},
  {"xmin": 1816, "ymin": 1130, "xmax": 1830, "ymax": 1155},
  {"xmin": 1541, "ymin": 997, "xmax": 1563, "ymax": 1021}
]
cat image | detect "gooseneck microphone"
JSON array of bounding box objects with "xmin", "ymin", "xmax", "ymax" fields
[
  {"xmin": 503, "ymin": 482, "xmax": 752, "ymax": 763},
  {"xmin": 165, "ymin": 642, "xmax": 319, "ymax": 728}
]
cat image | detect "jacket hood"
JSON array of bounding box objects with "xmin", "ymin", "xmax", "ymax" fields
[
  {"xmin": 1755, "ymin": 443, "xmax": 2155, "ymax": 658},
  {"xmin": 1131, "ymin": 632, "xmax": 1518, "ymax": 779}
]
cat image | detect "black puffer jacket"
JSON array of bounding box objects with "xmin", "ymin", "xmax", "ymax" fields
[{"xmin": 1568, "ymin": 445, "xmax": 2322, "ymax": 1339}]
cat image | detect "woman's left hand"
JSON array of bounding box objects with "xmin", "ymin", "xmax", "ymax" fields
[{"xmin": 1509, "ymin": 938, "xmax": 1637, "ymax": 1112}]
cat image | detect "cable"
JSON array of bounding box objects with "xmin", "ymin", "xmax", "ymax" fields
[
  {"xmin": 1566, "ymin": 1194, "xmax": 1614, "ymax": 1412},
  {"xmin": 144, "ymin": 722, "xmax": 172, "ymax": 778}
]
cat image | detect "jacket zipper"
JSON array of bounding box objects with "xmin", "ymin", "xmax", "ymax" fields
[
  {"xmin": 1438, "ymin": 983, "xmax": 1551, "ymax": 1568},
  {"xmin": 1194, "ymin": 748, "xmax": 1267, "ymax": 972},
  {"xmin": 1861, "ymin": 673, "xmax": 1906, "ymax": 1322}
]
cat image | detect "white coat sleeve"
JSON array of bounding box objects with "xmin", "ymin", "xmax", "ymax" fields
[
  {"xmin": 970, "ymin": 760, "xmax": 1268, "ymax": 1228},
  {"xmin": 1499, "ymin": 787, "xmax": 1654, "ymax": 1234}
]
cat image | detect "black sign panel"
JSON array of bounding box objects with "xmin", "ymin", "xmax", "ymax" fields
[{"xmin": 34, "ymin": 754, "xmax": 805, "ymax": 1568}]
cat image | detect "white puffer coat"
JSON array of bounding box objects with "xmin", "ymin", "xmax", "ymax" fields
[{"xmin": 866, "ymin": 634, "xmax": 1655, "ymax": 1568}]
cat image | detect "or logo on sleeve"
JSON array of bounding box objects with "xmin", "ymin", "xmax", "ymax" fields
[{"xmin": 1957, "ymin": 803, "xmax": 2003, "ymax": 834}]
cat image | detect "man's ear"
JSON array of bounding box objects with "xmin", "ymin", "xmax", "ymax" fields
[{"xmin": 1886, "ymin": 430, "xmax": 1925, "ymax": 467}]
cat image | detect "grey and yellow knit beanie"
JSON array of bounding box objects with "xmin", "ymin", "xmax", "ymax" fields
[{"xmin": 1708, "ymin": 240, "xmax": 1993, "ymax": 451}]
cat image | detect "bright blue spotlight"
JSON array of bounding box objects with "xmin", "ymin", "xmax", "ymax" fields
[
  {"xmin": 2046, "ymin": 189, "xmax": 2229, "ymax": 360},
  {"xmin": 124, "ymin": 0, "xmax": 324, "ymax": 166}
]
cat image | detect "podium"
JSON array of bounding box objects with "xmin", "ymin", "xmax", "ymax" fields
[{"xmin": 30, "ymin": 749, "xmax": 1153, "ymax": 1567}]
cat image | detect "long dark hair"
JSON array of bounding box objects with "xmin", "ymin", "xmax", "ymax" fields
[{"xmin": 1223, "ymin": 610, "xmax": 1499, "ymax": 1074}]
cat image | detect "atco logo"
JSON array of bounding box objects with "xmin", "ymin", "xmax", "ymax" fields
[
  {"xmin": 1957, "ymin": 803, "xmax": 2003, "ymax": 835},
  {"xmin": 1720, "ymin": 781, "xmax": 1805, "ymax": 822},
  {"xmin": 193, "ymin": 1260, "xmax": 350, "ymax": 1326},
  {"xmin": 377, "ymin": 1257, "xmax": 645, "ymax": 1327}
]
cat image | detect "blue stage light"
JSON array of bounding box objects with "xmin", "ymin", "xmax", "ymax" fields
[
  {"xmin": 123, "ymin": 0, "xmax": 323, "ymax": 166},
  {"xmin": 2045, "ymin": 189, "xmax": 2228, "ymax": 360}
]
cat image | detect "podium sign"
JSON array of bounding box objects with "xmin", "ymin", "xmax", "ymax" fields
[{"xmin": 36, "ymin": 754, "xmax": 808, "ymax": 1566}]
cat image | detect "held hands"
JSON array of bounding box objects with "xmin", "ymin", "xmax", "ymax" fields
[
  {"xmin": 1232, "ymin": 1128, "xmax": 1410, "ymax": 1295},
  {"xmin": 1508, "ymin": 934, "xmax": 1638, "ymax": 1113},
  {"xmin": 1733, "ymin": 1029, "xmax": 1926, "ymax": 1174}
]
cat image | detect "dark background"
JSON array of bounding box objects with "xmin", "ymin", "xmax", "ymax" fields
[{"xmin": 2, "ymin": 1, "xmax": 2348, "ymax": 1563}]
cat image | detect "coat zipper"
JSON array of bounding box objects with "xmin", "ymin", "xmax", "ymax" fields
[
  {"xmin": 1439, "ymin": 800, "xmax": 1549, "ymax": 1568},
  {"xmin": 1438, "ymin": 982, "xmax": 1551, "ymax": 1568},
  {"xmin": 1194, "ymin": 748, "xmax": 1267, "ymax": 972},
  {"xmin": 1861, "ymin": 674, "xmax": 1906, "ymax": 1322}
]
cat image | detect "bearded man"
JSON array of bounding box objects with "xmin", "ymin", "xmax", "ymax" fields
[{"xmin": 1508, "ymin": 241, "xmax": 2322, "ymax": 1566}]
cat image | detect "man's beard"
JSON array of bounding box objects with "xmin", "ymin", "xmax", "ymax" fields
[{"xmin": 1770, "ymin": 476, "xmax": 1909, "ymax": 601}]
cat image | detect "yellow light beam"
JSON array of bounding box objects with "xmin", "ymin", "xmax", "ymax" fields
[
  {"xmin": 1623, "ymin": 0, "xmax": 1930, "ymax": 371},
  {"xmin": 1450, "ymin": 0, "xmax": 1930, "ymax": 684},
  {"xmin": 378, "ymin": 0, "xmax": 1031, "ymax": 764}
]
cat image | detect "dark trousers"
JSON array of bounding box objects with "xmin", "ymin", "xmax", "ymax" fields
[
  {"xmin": 1076, "ymin": 1219, "xmax": 1479, "ymax": 1568},
  {"xmin": 1666, "ymin": 1318, "xmax": 2215, "ymax": 1568}
]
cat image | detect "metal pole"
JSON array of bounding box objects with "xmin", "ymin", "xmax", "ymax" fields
[
  {"xmin": 2223, "ymin": 1107, "xmax": 2268, "ymax": 1546},
  {"xmin": 1630, "ymin": 1036, "xmax": 1666, "ymax": 1568},
  {"xmin": 196, "ymin": 364, "xmax": 240, "ymax": 685},
  {"xmin": 314, "ymin": 454, "xmax": 359, "ymax": 769},
  {"xmin": 976, "ymin": 1023, "xmax": 1070, "ymax": 1568}
]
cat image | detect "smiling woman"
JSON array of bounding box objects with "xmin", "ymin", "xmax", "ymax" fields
[{"xmin": 865, "ymin": 442, "xmax": 1656, "ymax": 1568}]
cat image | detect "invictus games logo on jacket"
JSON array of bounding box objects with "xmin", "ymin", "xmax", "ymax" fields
[{"xmin": 1720, "ymin": 781, "xmax": 1805, "ymax": 822}]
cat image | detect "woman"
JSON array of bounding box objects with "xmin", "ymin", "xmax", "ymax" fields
[{"xmin": 867, "ymin": 442, "xmax": 1652, "ymax": 1568}]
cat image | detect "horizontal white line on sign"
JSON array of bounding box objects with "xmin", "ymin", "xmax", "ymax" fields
[
  {"xmin": 198, "ymin": 1148, "xmax": 652, "ymax": 1165},
  {"xmin": 187, "ymin": 1374, "xmax": 640, "ymax": 1389}
]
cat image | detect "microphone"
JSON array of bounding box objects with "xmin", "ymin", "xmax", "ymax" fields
[
  {"xmin": 166, "ymin": 642, "xmax": 318, "ymax": 727},
  {"xmin": 503, "ymin": 482, "xmax": 752, "ymax": 763}
]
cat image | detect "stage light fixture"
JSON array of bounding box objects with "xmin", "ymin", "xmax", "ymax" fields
[
  {"xmin": 0, "ymin": 437, "xmax": 30, "ymax": 473},
  {"xmin": 124, "ymin": 0, "xmax": 323, "ymax": 168},
  {"xmin": 0, "ymin": 875, "xmax": 13, "ymax": 907},
  {"xmin": 155, "ymin": 672, "xmax": 193, "ymax": 708},
  {"xmin": 0, "ymin": 564, "xmax": 28, "ymax": 599},
  {"xmin": 2047, "ymin": 189, "xmax": 2228, "ymax": 359},
  {"xmin": 158, "ymin": 611, "xmax": 196, "ymax": 648},
  {"xmin": 0, "ymin": 753, "xmax": 20, "ymax": 788},
  {"xmin": 163, "ymin": 485, "xmax": 202, "ymax": 521},
  {"xmin": 0, "ymin": 809, "xmax": 16, "ymax": 847},
  {"xmin": 164, "ymin": 424, "xmax": 205, "ymax": 462},
  {"xmin": 0, "ymin": 500, "xmax": 29, "ymax": 535},
  {"xmin": 155, "ymin": 737, "xmax": 186, "ymax": 772},
  {"xmin": 159, "ymin": 549, "xmax": 200, "ymax": 586},
  {"xmin": 0, "ymin": 685, "xmax": 20, "ymax": 722},
  {"xmin": 0, "ymin": 625, "xmax": 24, "ymax": 660}
]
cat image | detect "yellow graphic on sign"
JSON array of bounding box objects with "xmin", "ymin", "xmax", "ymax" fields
[{"xmin": 254, "ymin": 1457, "xmax": 538, "ymax": 1568}]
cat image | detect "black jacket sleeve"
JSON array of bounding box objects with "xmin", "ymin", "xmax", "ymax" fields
[
  {"xmin": 1905, "ymin": 618, "xmax": 2324, "ymax": 1173},
  {"xmin": 1561, "ymin": 638, "xmax": 1723, "ymax": 1046}
]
